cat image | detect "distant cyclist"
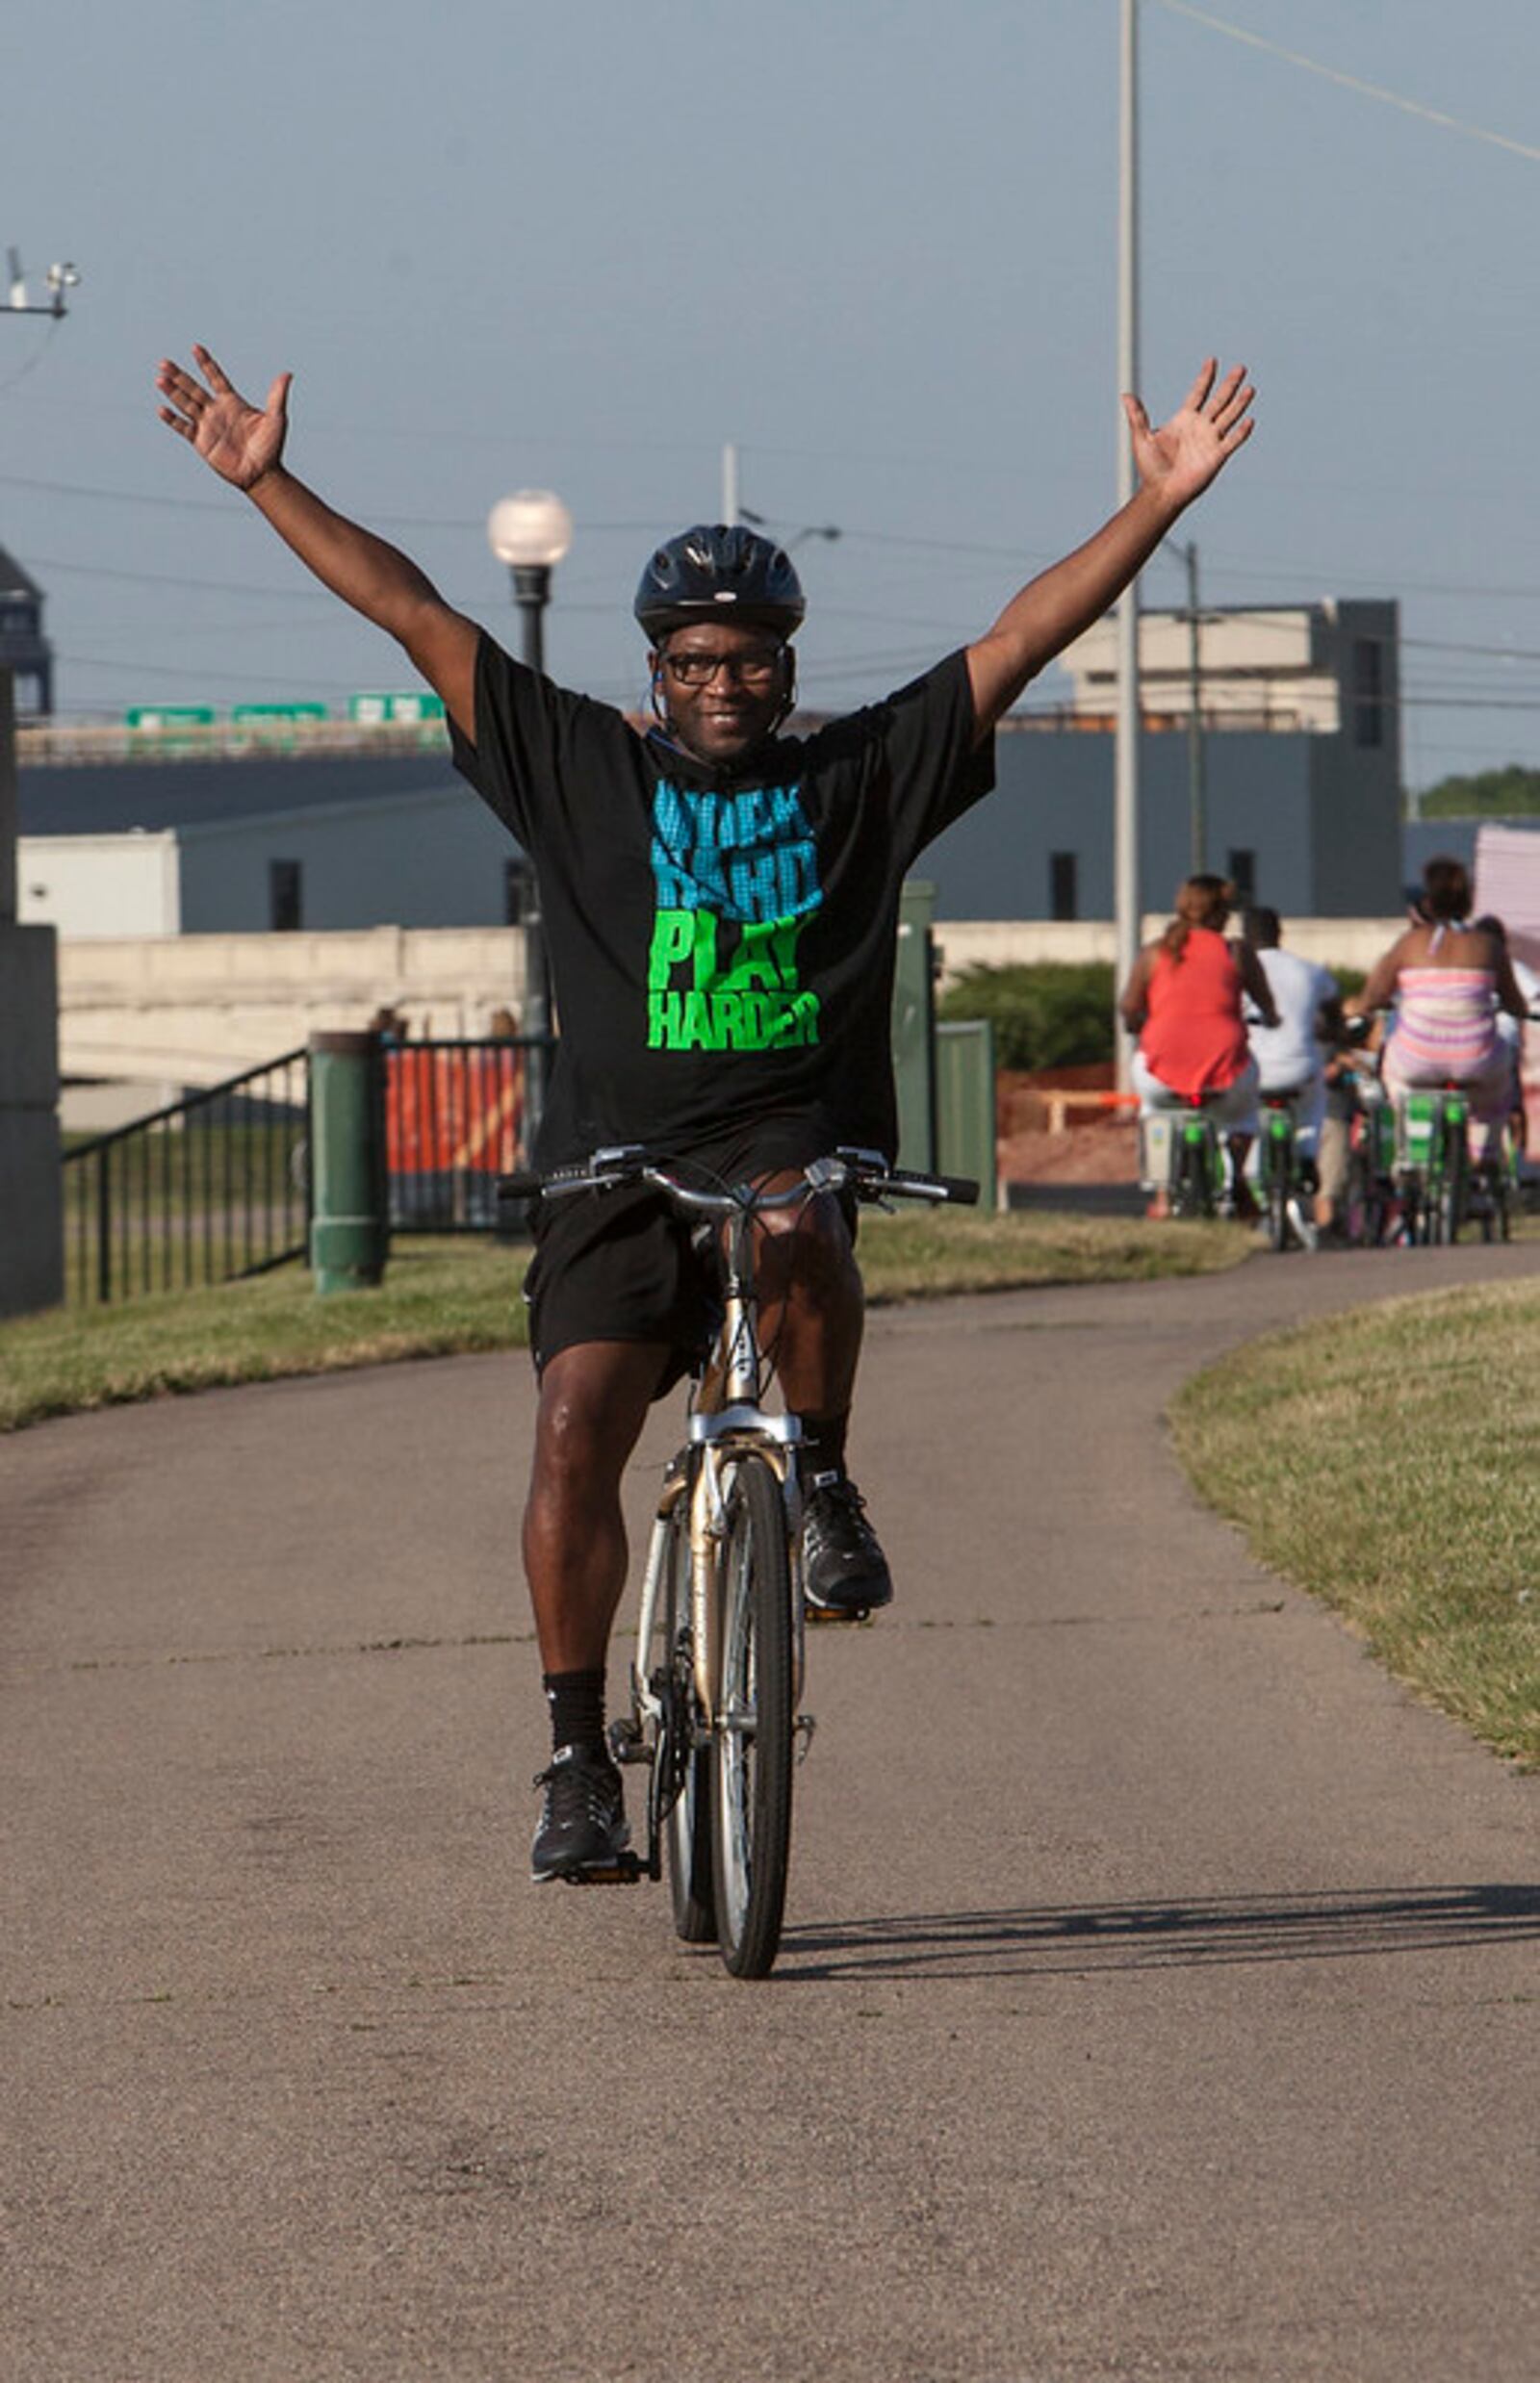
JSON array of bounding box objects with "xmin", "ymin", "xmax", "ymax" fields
[
  {"xmin": 1239, "ymin": 905, "xmax": 1343, "ymax": 1228},
  {"xmin": 1119, "ymin": 875, "xmax": 1277, "ymax": 1219},
  {"xmin": 1351, "ymin": 857, "xmax": 1526, "ymax": 1164},
  {"xmin": 1472, "ymin": 912, "xmax": 1536, "ymax": 1158},
  {"xmin": 156, "ymin": 343, "xmax": 1256, "ymax": 1883}
]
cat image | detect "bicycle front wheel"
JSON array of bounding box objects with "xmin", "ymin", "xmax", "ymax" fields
[
  {"xmin": 711, "ymin": 1453, "xmax": 795, "ymax": 1980},
  {"xmin": 658, "ymin": 1497, "xmax": 716, "ymax": 1945}
]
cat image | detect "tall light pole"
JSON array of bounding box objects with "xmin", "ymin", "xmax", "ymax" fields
[
  {"xmin": 1181, "ymin": 539, "xmax": 1207, "ymax": 874},
  {"xmin": 1114, "ymin": 0, "xmax": 1142, "ymax": 1089},
  {"xmin": 486, "ymin": 488, "xmax": 574, "ymax": 1156}
]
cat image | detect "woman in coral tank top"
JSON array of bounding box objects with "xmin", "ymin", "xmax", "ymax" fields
[{"xmin": 1118, "ymin": 875, "xmax": 1277, "ymax": 1217}]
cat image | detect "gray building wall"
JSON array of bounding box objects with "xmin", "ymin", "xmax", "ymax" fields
[
  {"xmin": 176, "ymin": 784, "xmax": 521, "ymax": 933},
  {"xmin": 924, "ymin": 726, "xmax": 1400, "ymax": 922}
]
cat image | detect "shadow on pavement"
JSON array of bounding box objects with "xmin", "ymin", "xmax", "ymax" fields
[{"xmin": 782, "ymin": 1882, "xmax": 1540, "ymax": 1982}]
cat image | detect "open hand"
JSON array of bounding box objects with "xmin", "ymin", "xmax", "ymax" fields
[
  {"xmin": 1123, "ymin": 359, "xmax": 1255, "ymax": 511},
  {"xmin": 155, "ymin": 345, "xmax": 291, "ymax": 490}
]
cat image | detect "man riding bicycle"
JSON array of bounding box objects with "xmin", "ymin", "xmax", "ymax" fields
[
  {"xmin": 156, "ymin": 344, "xmax": 1256, "ymax": 1883},
  {"xmin": 1241, "ymin": 905, "xmax": 1343, "ymax": 1233}
]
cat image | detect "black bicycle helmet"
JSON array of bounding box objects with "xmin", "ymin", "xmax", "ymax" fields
[{"xmin": 633, "ymin": 523, "xmax": 806, "ymax": 641}]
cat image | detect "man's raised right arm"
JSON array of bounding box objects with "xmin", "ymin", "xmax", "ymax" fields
[{"xmin": 155, "ymin": 346, "xmax": 478, "ymax": 739}]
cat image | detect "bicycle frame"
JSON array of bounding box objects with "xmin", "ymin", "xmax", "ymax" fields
[{"xmin": 629, "ymin": 1207, "xmax": 807, "ymax": 1793}]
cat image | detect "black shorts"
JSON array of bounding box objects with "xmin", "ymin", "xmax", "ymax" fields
[{"xmin": 522, "ymin": 1114, "xmax": 862, "ymax": 1400}]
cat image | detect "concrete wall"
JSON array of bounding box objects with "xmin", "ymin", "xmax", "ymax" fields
[
  {"xmin": 932, "ymin": 915, "xmax": 1404, "ymax": 987},
  {"xmin": 57, "ymin": 925, "xmax": 532, "ymax": 1096},
  {"xmin": 49, "ymin": 919, "xmax": 1404, "ymax": 1119}
]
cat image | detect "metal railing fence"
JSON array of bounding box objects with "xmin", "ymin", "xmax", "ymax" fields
[
  {"xmin": 59, "ymin": 1035, "xmax": 554, "ymax": 1304},
  {"xmin": 63, "ymin": 1051, "xmax": 311, "ymax": 1307}
]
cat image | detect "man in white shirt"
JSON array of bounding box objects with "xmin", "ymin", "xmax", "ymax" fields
[{"xmin": 1241, "ymin": 907, "xmax": 1344, "ymax": 1219}]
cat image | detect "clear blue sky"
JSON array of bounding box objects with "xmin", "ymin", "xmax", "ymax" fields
[{"xmin": 5, "ymin": 0, "xmax": 1538, "ymax": 790}]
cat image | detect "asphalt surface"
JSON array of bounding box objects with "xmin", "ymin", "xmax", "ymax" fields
[{"xmin": 4, "ymin": 1239, "xmax": 1538, "ymax": 2382}]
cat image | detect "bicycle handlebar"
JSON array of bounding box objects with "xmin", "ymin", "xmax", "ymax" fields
[{"xmin": 498, "ymin": 1143, "xmax": 980, "ymax": 1215}]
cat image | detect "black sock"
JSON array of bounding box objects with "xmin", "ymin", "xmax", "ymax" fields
[
  {"xmin": 800, "ymin": 1411, "xmax": 850, "ymax": 1482},
  {"xmin": 544, "ymin": 1668, "xmax": 606, "ymax": 1756}
]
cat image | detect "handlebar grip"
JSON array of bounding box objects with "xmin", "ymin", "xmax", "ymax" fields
[
  {"xmin": 883, "ymin": 1168, "xmax": 980, "ymax": 1206},
  {"xmin": 496, "ymin": 1170, "xmax": 545, "ymax": 1202}
]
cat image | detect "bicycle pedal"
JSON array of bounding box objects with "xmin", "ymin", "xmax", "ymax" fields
[
  {"xmin": 559, "ymin": 1852, "xmax": 648, "ymax": 1887},
  {"xmin": 607, "ymin": 1719, "xmax": 653, "ymax": 1767},
  {"xmin": 806, "ymin": 1602, "xmax": 871, "ymax": 1627}
]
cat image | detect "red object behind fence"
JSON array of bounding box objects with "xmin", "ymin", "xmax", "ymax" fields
[{"xmin": 385, "ymin": 1045, "xmax": 526, "ymax": 1178}]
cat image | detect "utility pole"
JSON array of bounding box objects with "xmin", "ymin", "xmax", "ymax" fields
[
  {"xmin": 1114, "ymin": 0, "xmax": 1142, "ymax": 1087},
  {"xmin": 1183, "ymin": 540, "xmax": 1207, "ymax": 873},
  {"xmin": 721, "ymin": 442, "xmax": 739, "ymax": 526}
]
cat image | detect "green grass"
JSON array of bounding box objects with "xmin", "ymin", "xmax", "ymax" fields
[
  {"xmin": 0, "ymin": 1211, "xmax": 1251, "ymax": 1436},
  {"xmin": 1171, "ymin": 1279, "xmax": 1540, "ymax": 1769}
]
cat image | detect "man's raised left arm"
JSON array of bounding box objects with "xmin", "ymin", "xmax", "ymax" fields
[{"xmin": 966, "ymin": 359, "xmax": 1255, "ymax": 744}]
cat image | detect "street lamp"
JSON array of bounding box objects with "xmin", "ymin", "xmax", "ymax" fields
[
  {"xmin": 487, "ymin": 489, "xmax": 574, "ymax": 675},
  {"xmin": 739, "ymin": 504, "xmax": 841, "ymax": 554},
  {"xmin": 486, "ymin": 489, "xmax": 573, "ymax": 1155}
]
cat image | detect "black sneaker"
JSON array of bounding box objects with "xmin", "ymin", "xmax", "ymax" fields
[
  {"xmin": 802, "ymin": 1472, "xmax": 893, "ymax": 1618},
  {"xmin": 530, "ymin": 1742, "xmax": 630, "ymax": 1883}
]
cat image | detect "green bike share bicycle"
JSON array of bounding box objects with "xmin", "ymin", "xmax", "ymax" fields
[{"xmin": 1339, "ymin": 1013, "xmax": 1525, "ymax": 1245}]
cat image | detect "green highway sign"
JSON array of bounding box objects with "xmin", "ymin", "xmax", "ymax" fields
[
  {"xmin": 231, "ymin": 703, "xmax": 331, "ymax": 724},
  {"xmin": 348, "ymin": 691, "xmax": 447, "ymax": 725},
  {"xmin": 126, "ymin": 705, "xmax": 216, "ymax": 728}
]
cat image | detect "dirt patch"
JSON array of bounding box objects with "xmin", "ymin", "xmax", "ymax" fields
[
  {"xmin": 998, "ymin": 1119, "xmax": 1140, "ymax": 1185},
  {"xmin": 995, "ymin": 1069, "xmax": 1138, "ymax": 1184}
]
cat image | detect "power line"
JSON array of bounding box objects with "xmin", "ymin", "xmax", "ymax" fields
[{"xmin": 1156, "ymin": 0, "xmax": 1540, "ymax": 166}]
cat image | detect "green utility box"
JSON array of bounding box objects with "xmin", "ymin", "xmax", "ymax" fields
[
  {"xmin": 936, "ymin": 1018, "xmax": 998, "ymax": 1209},
  {"xmin": 309, "ymin": 1031, "xmax": 388, "ymax": 1294}
]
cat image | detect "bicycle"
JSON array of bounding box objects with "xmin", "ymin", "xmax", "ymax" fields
[
  {"xmin": 499, "ymin": 1142, "xmax": 978, "ymax": 1979},
  {"xmin": 1333, "ymin": 1063, "xmax": 1396, "ymax": 1248},
  {"xmin": 1254, "ymin": 1082, "xmax": 1321, "ymax": 1252},
  {"xmin": 1141, "ymin": 1091, "xmax": 1239, "ymax": 1220},
  {"xmin": 1393, "ymin": 1085, "xmax": 1473, "ymax": 1245}
]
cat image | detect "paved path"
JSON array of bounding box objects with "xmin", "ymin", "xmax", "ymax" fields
[{"xmin": 4, "ymin": 1243, "xmax": 1538, "ymax": 2381}]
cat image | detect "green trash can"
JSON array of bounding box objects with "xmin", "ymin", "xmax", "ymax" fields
[{"xmin": 309, "ymin": 1031, "xmax": 388, "ymax": 1294}]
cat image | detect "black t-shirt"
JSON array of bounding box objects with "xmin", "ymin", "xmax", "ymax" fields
[{"xmin": 449, "ymin": 633, "xmax": 994, "ymax": 1167}]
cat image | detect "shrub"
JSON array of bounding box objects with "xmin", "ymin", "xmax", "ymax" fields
[{"xmin": 937, "ymin": 962, "xmax": 1115, "ymax": 1070}]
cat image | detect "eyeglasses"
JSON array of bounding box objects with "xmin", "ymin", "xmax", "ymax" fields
[{"xmin": 661, "ymin": 647, "xmax": 785, "ymax": 689}]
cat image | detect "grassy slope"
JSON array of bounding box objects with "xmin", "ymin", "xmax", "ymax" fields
[
  {"xmin": 0, "ymin": 1213, "xmax": 1249, "ymax": 1435},
  {"xmin": 1171, "ymin": 1278, "xmax": 1540, "ymax": 1768}
]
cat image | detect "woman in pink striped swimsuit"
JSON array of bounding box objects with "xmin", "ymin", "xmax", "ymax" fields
[{"xmin": 1351, "ymin": 858, "xmax": 1527, "ymax": 1159}]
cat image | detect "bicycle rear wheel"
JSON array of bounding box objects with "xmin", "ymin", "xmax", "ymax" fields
[
  {"xmin": 657, "ymin": 1498, "xmax": 716, "ymax": 1944},
  {"xmin": 711, "ymin": 1452, "xmax": 794, "ymax": 1980},
  {"xmin": 1171, "ymin": 1126, "xmax": 1210, "ymax": 1220},
  {"xmin": 1440, "ymin": 1136, "xmax": 1468, "ymax": 1244}
]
